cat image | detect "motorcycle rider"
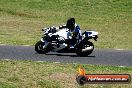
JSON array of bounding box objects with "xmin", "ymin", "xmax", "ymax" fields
[{"xmin": 59, "ymin": 18, "xmax": 81, "ymax": 48}]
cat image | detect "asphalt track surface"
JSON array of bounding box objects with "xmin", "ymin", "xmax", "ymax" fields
[{"xmin": 0, "ymin": 45, "xmax": 132, "ymax": 66}]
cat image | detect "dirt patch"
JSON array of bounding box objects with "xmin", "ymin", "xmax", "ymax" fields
[{"xmin": 49, "ymin": 72, "xmax": 78, "ymax": 88}]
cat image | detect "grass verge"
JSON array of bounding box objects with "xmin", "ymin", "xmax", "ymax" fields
[
  {"xmin": 0, "ymin": 60, "xmax": 132, "ymax": 88},
  {"xmin": 0, "ymin": 0, "xmax": 132, "ymax": 49}
]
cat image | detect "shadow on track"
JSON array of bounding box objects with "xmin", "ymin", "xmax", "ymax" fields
[{"xmin": 45, "ymin": 53, "xmax": 96, "ymax": 57}]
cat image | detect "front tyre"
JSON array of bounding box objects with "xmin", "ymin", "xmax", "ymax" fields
[
  {"xmin": 35, "ymin": 41, "xmax": 48, "ymax": 54},
  {"xmin": 76, "ymin": 41, "xmax": 94, "ymax": 57}
]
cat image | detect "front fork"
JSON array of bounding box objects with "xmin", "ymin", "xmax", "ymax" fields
[
  {"xmin": 74, "ymin": 37, "xmax": 93, "ymax": 50},
  {"xmin": 40, "ymin": 38, "xmax": 49, "ymax": 49}
]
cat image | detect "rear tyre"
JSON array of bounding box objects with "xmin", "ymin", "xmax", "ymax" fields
[
  {"xmin": 35, "ymin": 41, "xmax": 48, "ymax": 54},
  {"xmin": 76, "ymin": 41, "xmax": 94, "ymax": 57}
]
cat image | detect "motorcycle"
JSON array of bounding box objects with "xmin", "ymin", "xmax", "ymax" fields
[{"xmin": 35, "ymin": 26, "xmax": 98, "ymax": 56}]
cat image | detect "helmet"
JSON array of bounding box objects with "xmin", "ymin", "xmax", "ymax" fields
[{"xmin": 66, "ymin": 18, "xmax": 75, "ymax": 30}]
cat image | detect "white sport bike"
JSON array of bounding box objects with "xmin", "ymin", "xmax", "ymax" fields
[{"xmin": 35, "ymin": 26, "xmax": 98, "ymax": 56}]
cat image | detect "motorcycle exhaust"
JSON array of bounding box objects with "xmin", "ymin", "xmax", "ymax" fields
[{"xmin": 82, "ymin": 46, "xmax": 93, "ymax": 52}]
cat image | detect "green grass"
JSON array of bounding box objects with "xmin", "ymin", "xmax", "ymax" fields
[
  {"xmin": 0, "ymin": 0, "xmax": 132, "ymax": 49},
  {"xmin": 0, "ymin": 60, "xmax": 132, "ymax": 88}
]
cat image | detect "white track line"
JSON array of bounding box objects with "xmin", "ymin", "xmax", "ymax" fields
[
  {"xmin": 22, "ymin": 45, "xmax": 31, "ymax": 46},
  {"xmin": 0, "ymin": 44, "xmax": 7, "ymax": 46},
  {"xmin": 36, "ymin": 61, "xmax": 44, "ymax": 62},
  {"xmin": 115, "ymin": 49, "xmax": 125, "ymax": 51},
  {"xmin": 119, "ymin": 66, "xmax": 126, "ymax": 67},
  {"xmin": 54, "ymin": 62, "xmax": 61, "ymax": 63}
]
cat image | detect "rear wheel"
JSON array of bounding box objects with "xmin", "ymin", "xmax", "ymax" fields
[
  {"xmin": 35, "ymin": 41, "xmax": 49, "ymax": 54},
  {"xmin": 76, "ymin": 41, "xmax": 94, "ymax": 57}
]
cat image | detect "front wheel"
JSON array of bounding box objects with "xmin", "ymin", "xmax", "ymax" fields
[
  {"xmin": 35, "ymin": 41, "xmax": 49, "ymax": 54},
  {"xmin": 76, "ymin": 41, "xmax": 94, "ymax": 57}
]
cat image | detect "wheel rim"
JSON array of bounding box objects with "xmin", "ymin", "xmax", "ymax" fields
[
  {"xmin": 82, "ymin": 44, "xmax": 93, "ymax": 51},
  {"xmin": 37, "ymin": 43, "xmax": 46, "ymax": 51}
]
